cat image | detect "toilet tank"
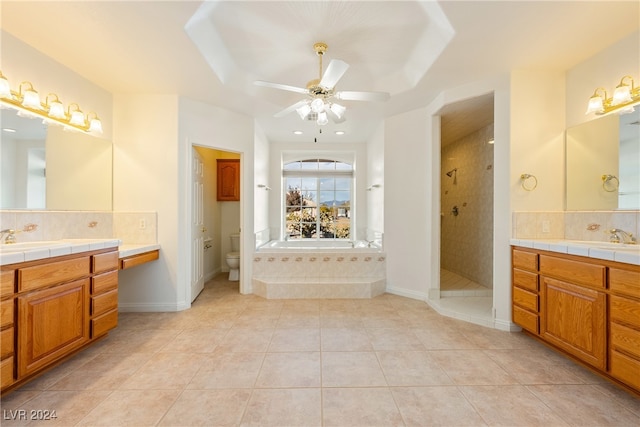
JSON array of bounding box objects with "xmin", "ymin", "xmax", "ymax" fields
[{"xmin": 230, "ymin": 233, "xmax": 240, "ymax": 252}]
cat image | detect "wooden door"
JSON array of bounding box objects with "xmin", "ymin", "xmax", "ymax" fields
[
  {"xmin": 17, "ymin": 279, "xmax": 89, "ymax": 377},
  {"xmin": 540, "ymin": 276, "xmax": 606, "ymax": 370},
  {"xmin": 191, "ymin": 149, "xmax": 205, "ymax": 302}
]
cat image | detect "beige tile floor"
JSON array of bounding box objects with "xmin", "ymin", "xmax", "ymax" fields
[{"xmin": 1, "ymin": 274, "xmax": 639, "ymax": 426}]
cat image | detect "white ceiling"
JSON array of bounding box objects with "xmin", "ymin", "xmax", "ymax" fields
[{"xmin": 1, "ymin": 1, "xmax": 639, "ymax": 144}]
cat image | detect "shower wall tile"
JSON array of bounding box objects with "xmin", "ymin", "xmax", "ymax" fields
[{"xmin": 441, "ymin": 124, "xmax": 494, "ymax": 288}]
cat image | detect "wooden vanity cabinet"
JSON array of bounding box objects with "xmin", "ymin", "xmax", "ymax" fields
[
  {"xmin": 511, "ymin": 246, "xmax": 640, "ymax": 393},
  {"xmin": 512, "ymin": 249, "xmax": 540, "ymax": 334},
  {"xmin": 608, "ymin": 268, "xmax": 640, "ymax": 390},
  {"xmin": 0, "ymin": 269, "xmax": 15, "ymax": 388},
  {"xmin": 1, "ymin": 247, "xmax": 119, "ymax": 393}
]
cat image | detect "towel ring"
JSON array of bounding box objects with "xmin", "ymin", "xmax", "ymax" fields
[
  {"xmin": 520, "ymin": 174, "xmax": 537, "ymax": 191},
  {"xmin": 601, "ymin": 174, "xmax": 619, "ymax": 192}
]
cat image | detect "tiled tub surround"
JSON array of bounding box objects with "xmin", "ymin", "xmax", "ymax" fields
[
  {"xmin": 253, "ymin": 244, "xmax": 386, "ymax": 299},
  {"xmin": 0, "ymin": 210, "xmax": 157, "ymax": 245}
]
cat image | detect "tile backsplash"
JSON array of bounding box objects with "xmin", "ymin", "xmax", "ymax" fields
[
  {"xmin": 513, "ymin": 210, "xmax": 640, "ymax": 242},
  {"xmin": 0, "ymin": 210, "xmax": 156, "ymax": 244}
]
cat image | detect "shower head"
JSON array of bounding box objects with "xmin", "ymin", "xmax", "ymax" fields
[{"xmin": 446, "ymin": 168, "xmax": 457, "ymax": 177}]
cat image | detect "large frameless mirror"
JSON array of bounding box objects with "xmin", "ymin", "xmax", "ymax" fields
[{"xmin": 1, "ymin": 108, "xmax": 112, "ymax": 210}]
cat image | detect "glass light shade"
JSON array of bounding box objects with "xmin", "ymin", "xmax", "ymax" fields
[
  {"xmin": 296, "ymin": 104, "xmax": 311, "ymax": 120},
  {"xmin": 88, "ymin": 118, "xmax": 103, "ymax": 133},
  {"xmin": 329, "ymin": 103, "xmax": 346, "ymax": 119},
  {"xmin": 0, "ymin": 77, "xmax": 10, "ymax": 98},
  {"xmin": 310, "ymin": 98, "xmax": 325, "ymax": 113},
  {"xmin": 22, "ymin": 89, "xmax": 42, "ymax": 110},
  {"xmin": 612, "ymin": 84, "xmax": 632, "ymax": 105},
  {"xmin": 48, "ymin": 101, "xmax": 65, "ymax": 119},
  {"xmin": 69, "ymin": 110, "xmax": 86, "ymax": 126},
  {"xmin": 316, "ymin": 111, "xmax": 329, "ymax": 125},
  {"xmin": 585, "ymin": 95, "xmax": 604, "ymax": 114}
]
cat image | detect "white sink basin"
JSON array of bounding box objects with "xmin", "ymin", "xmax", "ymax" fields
[{"xmin": 0, "ymin": 241, "xmax": 69, "ymax": 252}]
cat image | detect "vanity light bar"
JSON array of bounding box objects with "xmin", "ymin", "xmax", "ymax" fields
[
  {"xmin": 0, "ymin": 70, "xmax": 103, "ymax": 134},
  {"xmin": 586, "ymin": 75, "xmax": 640, "ymax": 116}
]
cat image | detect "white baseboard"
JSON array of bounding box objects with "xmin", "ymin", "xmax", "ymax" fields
[
  {"xmin": 118, "ymin": 301, "xmax": 190, "ymax": 312},
  {"xmin": 385, "ymin": 286, "xmax": 428, "ymax": 301}
]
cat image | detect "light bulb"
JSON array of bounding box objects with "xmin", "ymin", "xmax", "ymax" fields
[
  {"xmin": 317, "ymin": 111, "xmax": 328, "ymax": 125},
  {"xmin": 69, "ymin": 110, "xmax": 85, "ymax": 126},
  {"xmin": 585, "ymin": 94, "xmax": 604, "ymax": 115},
  {"xmin": 296, "ymin": 104, "xmax": 311, "ymax": 120},
  {"xmin": 612, "ymin": 84, "xmax": 632, "ymax": 105},
  {"xmin": 22, "ymin": 89, "xmax": 42, "ymax": 110},
  {"xmin": 89, "ymin": 118, "xmax": 103, "ymax": 133},
  {"xmin": 310, "ymin": 98, "xmax": 325, "ymax": 113},
  {"xmin": 329, "ymin": 103, "xmax": 346, "ymax": 119},
  {"xmin": 48, "ymin": 101, "xmax": 65, "ymax": 119}
]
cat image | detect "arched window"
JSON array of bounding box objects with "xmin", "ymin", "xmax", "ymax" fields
[{"xmin": 283, "ymin": 159, "xmax": 353, "ymax": 239}]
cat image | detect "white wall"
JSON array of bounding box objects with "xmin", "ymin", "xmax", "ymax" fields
[
  {"xmin": 254, "ymin": 125, "xmax": 270, "ymax": 237},
  {"xmin": 113, "ymin": 94, "xmax": 181, "ymax": 311},
  {"xmin": 510, "ymin": 70, "xmax": 566, "ymax": 213},
  {"xmin": 367, "ymin": 124, "xmax": 385, "ymax": 235},
  {"xmin": 384, "ymin": 107, "xmax": 431, "ymax": 300}
]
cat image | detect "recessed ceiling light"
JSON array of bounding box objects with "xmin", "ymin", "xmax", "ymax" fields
[
  {"xmin": 293, "ymin": 130, "xmax": 303, "ymax": 135},
  {"xmin": 2, "ymin": 128, "xmax": 16, "ymax": 133},
  {"xmin": 335, "ymin": 131, "xmax": 345, "ymax": 135}
]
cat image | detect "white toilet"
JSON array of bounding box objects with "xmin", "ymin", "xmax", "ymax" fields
[{"xmin": 225, "ymin": 233, "xmax": 240, "ymax": 281}]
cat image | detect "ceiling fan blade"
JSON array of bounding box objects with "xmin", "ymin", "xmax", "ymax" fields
[
  {"xmin": 254, "ymin": 80, "xmax": 309, "ymax": 95},
  {"xmin": 319, "ymin": 59, "xmax": 349, "ymax": 89},
  {"xmin": 274, "ymin": 100, "xmax": 309, "ymax": 118},
  {"xmin": 335, "ymin": 90, "xmax": 390, "ymax": 102}
]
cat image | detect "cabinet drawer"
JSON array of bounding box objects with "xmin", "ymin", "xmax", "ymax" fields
[
  {"xmin": 1, "ymin": 270, "xmax": 15, "ymax": 296},
  {"xmin": 513, "ymin": 268, "xmax": 538, "ymax": 292},
  {"xmin": 513, "ymin": 305, "xmax": 539, "ymax": 334},
  {"xmin": 539, "ymin": 255, "xmax": 605, "ymax": 289},
  {"xmin": 91, "ymin": 289, "xmax": 118, "ymax": 317},
  {"xmin": 18, "ymin": 257, "xmax": 90, "ymax": 292},
  {"xmin": 91, "ymin": 309, "xmax": 118, "ymax": 338},
  {"xmin": 610, "ymin": 322, "xmax": 640, "ymax": 359},
  {"xmin": 1, "ymin": 299, "xmax": 13, "ymax": 328},
  {"xmin": 92, "ymin": 251, "xmax": 119, "ymax": 274},
  {"xmin": 513, "ymin": 249, "xmax": 538, "ymax": 271},
  {"xmin": 120, "ymin": 250, "xmax": 159, "ymax": 270},
  {"xmin": 610, "ymin": 268, "xmax": 640, "ymax": 298},
  {"xmin": 1, "ymin": 327, "xmax": 14, "ymax": 359},
  {"xmin": 1, "ymin": 356, "xmax": 14, "ymax": 388},
  {"xmin": 609, "ymin": 350, "xmax": 640, "ymax": 390},
  {"xmin": 92, "ymin": 270, "xmax": 118, "ymax": 294},
  {"xmin": 513, "ymin": 286, "xmax": 538, "ymax": 312},
  {"xmin": 610, "ymin": 295, "xmax": 640, "ymax": 329}
]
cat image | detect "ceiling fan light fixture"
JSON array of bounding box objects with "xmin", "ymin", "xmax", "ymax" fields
[
  {"xmin": 329, "ymin": 102, "xmax": 346, "ymax": 119},
  {"xmin": 296, "ymin": 103, "xmax": 311, "ymax": 120},
  {"xmin": 317, "ymin": 111, "xmax": 329, "ymax": 126}
]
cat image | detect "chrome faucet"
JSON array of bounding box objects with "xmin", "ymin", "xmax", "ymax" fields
[
  {"xmin": 608, "ymin": 228, "xmax": 636, "ymax": 244},
  {"xmin": 0, "ymin": 229, "xmax": 17, "ymax": 244}
]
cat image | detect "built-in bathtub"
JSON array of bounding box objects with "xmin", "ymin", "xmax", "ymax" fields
[
  {"xmin": 253, "ymin": 239, "xmax": 386, "ymax": 299},
  {"xmin": 258, "ymin": 239, "xmax": 382, "ymax": 251}
]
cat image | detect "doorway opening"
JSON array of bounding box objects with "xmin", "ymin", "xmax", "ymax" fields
[
  {"xmin": 438, "ymin": 93, "xmax": 494, "ymax": 319},
  {"xmin": 191, "ymin": 145, "xmax": 241, "ymax": 303}
]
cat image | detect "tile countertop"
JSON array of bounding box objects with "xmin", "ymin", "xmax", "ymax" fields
[
  {"xmin": 0, "ymin": 239, "xmax": 160, "ymax": 266},
  {"xmin": 510, "ymin": 238, "xmax": 640, "ymax": 266}
]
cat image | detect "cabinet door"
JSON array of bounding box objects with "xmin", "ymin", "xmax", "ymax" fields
[
  {"xmin": 541, "ymin": 276, "xmax": 606, "ymax": 370},
  {"xmin": 217, "ymin": 159, "xmax": 240, "ymax": 201},
  {"xmin": 17, "ymin": 279, "xmax": 89, "ymax": 377}
]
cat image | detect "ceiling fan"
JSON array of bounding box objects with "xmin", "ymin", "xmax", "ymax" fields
[{"xmin": 254, "ymin": 42, "xmax": 390, "ymax": 125}]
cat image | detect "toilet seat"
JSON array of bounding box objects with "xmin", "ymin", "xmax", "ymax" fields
[{"xmin": 226, "ymin": 251, "xmax": 240, "ymax": 259}]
